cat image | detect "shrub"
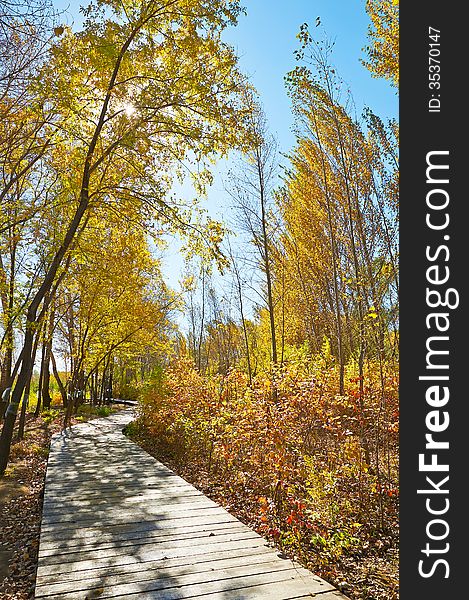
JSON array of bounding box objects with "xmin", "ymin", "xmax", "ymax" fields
[{"xmin": 135, "ymin": 356, "xmax": 398, "ymax": 569}]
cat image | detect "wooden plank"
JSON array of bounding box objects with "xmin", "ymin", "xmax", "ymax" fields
[
  {"xmin": 39, "ymin": 510, "xmax": 240, "ymax": 536},
  {"xmin": 36, "ymin": 560, "xmax": 335, "ymax": 599},
  {"xmin": 38, "ymin": 530, "xmax": 261, "ymax": 562},
  {"xmin": 36, "ymin": 410, "xmax": 347, "ymax": 600},
  {"xmin": 38, "ymin": 521, "xmax": 247, "ymax": 553},
  {"xmin": 42, "ymin": 490, "xmax": 205, "ymax": 511},
  {"xmin": 38, "ymin": 513, "xmax": 240, "ymax": 543},
  {"xmin": 36, "ymin": 547, "xmax": 280, "ymax": 586},
  {"xmin": 37, "ymin": 536, "xmax": 268, "ymax": 572},
  {"xmin": 40, "ymin": 505, "xmax": 234, "ymax": 530},
  {"xmin": 43, "ymin": 481, "xmax": 199, "ymax": 498},
  {"xmin": 37, "ymin": 576, "xmax": 333, "ymax": 600},
  {"xmin": 42, "ymin": 493, "xmax": 215, "ymax": 515},
  {"xmin": 35, "ymin": 559, "xmax": 300, "ymax": 597},
  {"xmin": 43, "ymin": 472, "xmax": 185, "ymax": 485},
  {"xmin": 43, "ymin": 485, "xmax": 204, "ymax": 502}
]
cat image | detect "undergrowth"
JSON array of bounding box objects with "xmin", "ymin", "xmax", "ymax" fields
[{"xmin": 130, "ymin": 356, "xmax": 399, "ymax": 599}]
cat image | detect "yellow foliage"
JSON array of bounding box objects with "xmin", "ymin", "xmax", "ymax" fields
[{"xmin": 363, "ymin": 0, "xmax": 399, "ymax": 88}]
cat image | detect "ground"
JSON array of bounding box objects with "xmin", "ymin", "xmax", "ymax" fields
[
  {"xmin": 0, "ymin": 406, "xmax": 116, "ymax": 600},
  {"xmin": 0, "ymin": 414, "xmax": 59, "ymax": 599}
]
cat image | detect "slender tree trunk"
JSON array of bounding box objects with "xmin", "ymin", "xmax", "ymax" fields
[
  {"xmin": 41, "ymin": 307, "xmax": 55, "ymax": 409},
  {"xmin": 310, "ymin": 108, "xmax": 345, "ymax": 393},
  {"xmin": 17, "ymin": 327, "xmax": 42, "ymax": 440},
  {"xmin": 323, "ymin": 69, "xmax": 372, "ymax": 465},
  {"xmin": 0, "ymin": 328, "xmax": 13, "ymax": 418},
  {"xmin": 0, "ymin": 342, "xmax": 13, "ymax": 422},
  {"xmin": 197, "ymin": 267, "xmax": 206, "ymax": 372},
  {"xmin": 50, "ymin": 349, "xmax": 67, "ymax": 407},
  {"xmin": 257, "ymin": 158, "xmax": 278, "ymax": 367},
  {"xmin": 34, "ymin": 338, "xmax": 47, "ymax": 418},
  {"xmin": 99, "ymin": 367, "xmax": 106, "ymax": 405},
  {"xmin": 233, "ymin": 259, "xmax": 252, "ymax": 386},
  {"xmin": 0, "ymin": 239, "xmax": 16, "ymax": 419},
  {"xmin": 280, "ymin": 259, "xmax": 285, "ymax": 365},
  {"xmin": 108, "ymin": 357, "xmax": 114, "ymax": 402},
  {"xmin": 90, "ymin": 371, "xmax": 96, "ymax": 406}
]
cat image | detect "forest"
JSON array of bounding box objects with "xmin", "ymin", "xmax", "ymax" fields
[{"xmin": 0, "ymin": 1, "xmax": 399, "ymax": 599}]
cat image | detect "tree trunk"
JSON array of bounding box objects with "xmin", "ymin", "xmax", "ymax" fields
[
  {"xmin": 232, "ymin": 256, "xmax": 252, "ymax": 386},
  {"xmin": 258, "ymin": 160, "xmax": 278, "ymax": 367},
  {"xmin": 0, "ymin": 344, "xmax": 12, "ymax": 422},
  {"xmin": 108, "ymin": 358, "xmax": 114, "ymax": 403},
  {"xmin": 197, "ymin": 267, "xmax": 206, "ymax": 372},
  {"xmin": 0, "ymin": 388, "xmax": 16, "ymax": 475},
  {"xmin": 99, "ymin": 367, "xmax": 106, "ymax": 405},
  {"xmin": 309, "ymin": 106, "xmax": 345, "ymax": 394},
  {"xmin": 17, "ymin": 328, "xmax": 42, "ymax": 440},
  {"xmin": 34, "ymin": 338, "xmax": 47, "ymax": 418},
  {"xmin": 50, "ymin": 349, "xmax": 67, "ymax": 407},
  {"xmin": 41, "ymin": 308, "xmax": 55, "ymax": 410}
]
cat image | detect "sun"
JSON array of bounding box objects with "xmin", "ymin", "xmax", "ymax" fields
[{"xmin": 123, "ymin": 102, "xmax": 136, "ymax": 117}]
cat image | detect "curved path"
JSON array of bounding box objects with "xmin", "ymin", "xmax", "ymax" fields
[{"xmin": 35, "ymin": 410, "xmax": 347, "ymax": 599}]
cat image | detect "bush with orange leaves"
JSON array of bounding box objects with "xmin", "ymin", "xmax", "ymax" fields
[{"xmin": 134, "ymin": 355, "xmax": 398, "ymax": 576}]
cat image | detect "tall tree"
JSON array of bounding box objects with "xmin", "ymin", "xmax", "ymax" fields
[
  {"xmin": 282, "ymin": 29, "xmax": 398, "ymax": 439},
  {"xmin": 228, "ymin": 100, "xmax": 279, "ymax": 369},
  {"xmin": 0, "ymin": 0, "xmax": 251, "ymax": 475}
]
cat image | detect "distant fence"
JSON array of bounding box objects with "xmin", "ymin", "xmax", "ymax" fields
[{"xmin": 109, "ymin": 398, "xmax": 138, "ymax": 407}]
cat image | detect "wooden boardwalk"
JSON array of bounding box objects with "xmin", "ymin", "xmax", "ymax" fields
[{"xmin": 35, "ymin": 411, "xmax": 347, "ymax": 599}]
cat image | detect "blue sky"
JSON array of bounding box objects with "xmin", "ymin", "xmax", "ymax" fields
[
  {"xmin": 52, "ymin": 0, "xmax": 397, "ymax": 291},
  {"xmin": 223, "ymin": 0, "xmax": 397, "ymax": 151}
]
